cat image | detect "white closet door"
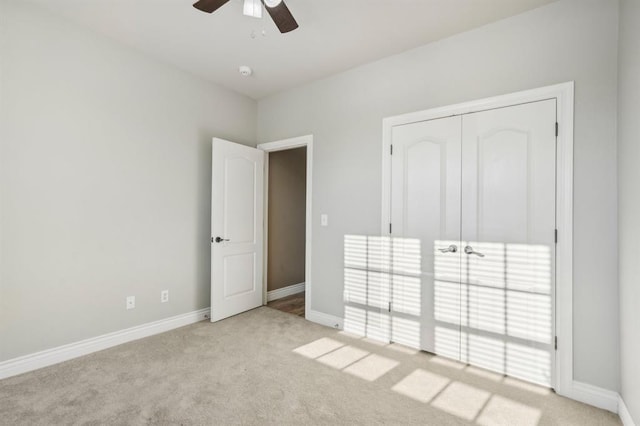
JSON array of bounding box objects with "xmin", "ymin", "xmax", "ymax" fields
[
  {"xmin": 390, "ymin": 116, "xmax": 462, "ymax": 357},
  {"xmin": 460, "ymin": 100, "xmax": 556, "ymax": 386}
]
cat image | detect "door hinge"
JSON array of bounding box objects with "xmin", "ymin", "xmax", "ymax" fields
[
  {"xmin": 388, "ymin": 301, "xmax": 392, "ymax": 312},
  {"xmin": 389, "ymin": 223, "xmax": 392, "ymax": 234},
  {"xmin": 554, "ymin": 336, "xmax": 558, "ymax": 350},
  {"xmin": 554, "ymin": 229, "xmax": 558, "ymax": 244},
  {"xmin": 555, "ymin": 122, "xmax": 559, "ymax": 137},
  {"xmin": 390, "ymin": 144, "xmax": 393, "ymax": 155}
]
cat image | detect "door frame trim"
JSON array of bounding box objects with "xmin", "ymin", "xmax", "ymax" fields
[
  {"xmin": 381, "ymin": 82, "xmax": 574, "ymax": 396},
  {"xmin": 258, "ymin": 135, "xmax": 314, "ymax": 320}
]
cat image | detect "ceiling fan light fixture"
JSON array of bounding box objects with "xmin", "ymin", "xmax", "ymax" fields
[
  {"xmin": 263, "ymin": 0, "xmax": 283, "ymax": 8},
  {"xmin": 193, "ymin": 0, "xmax": 297, "ymax": 34},
  {"xmin": 243, "ymin": 0, "xmax": 262, "ymax": 18}
]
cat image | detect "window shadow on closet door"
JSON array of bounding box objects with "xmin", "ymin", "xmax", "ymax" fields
[{"xmin": 434, "ymin": 240, "xmax": 553, "ymax": 386}]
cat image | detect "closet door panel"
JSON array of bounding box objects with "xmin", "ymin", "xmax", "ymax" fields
[
  {"xmin": 390, "ymin": 116, "xmax": 462, "ymax": 355},
  {"xmin": 460, "ymin": 100, "xmax": 556, "ymax": 386}
]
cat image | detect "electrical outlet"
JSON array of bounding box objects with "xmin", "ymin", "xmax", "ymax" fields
[
  {"xmin": 161, "ymin": 289, "xmax": 169, "ymax": 303},
  {"xmin": 126, "ymin": 296, "xmax": 135, "ymax": 310}
]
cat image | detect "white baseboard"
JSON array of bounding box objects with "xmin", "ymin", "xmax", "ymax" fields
[
  {"xmin": 267, "ymin": 282, "xmax": 305, "ymax": 302},
  {"xmin": 619, "ymin": 394, "xmax": 637, "ymax": 426},
  {"xmin": 0, "ymin": 308, "xmax": 211, "ymax": 380},
  {"xmin": 306, "ymin": 309, "xmax": 343, "ymax": 330},
  {"xmin": 563, "ymin": 380, "xmax": 619, "ymax": 413}
]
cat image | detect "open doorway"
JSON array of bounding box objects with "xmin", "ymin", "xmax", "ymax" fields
[
  {"xmin": 265, "ymin": 147, "xmax": 306, "ymax": 316},
  {"xmin": 258, "ymin": 136, "xmax": 313, "ymax": 319}
]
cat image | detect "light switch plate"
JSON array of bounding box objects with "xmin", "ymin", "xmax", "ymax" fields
[
  {"xmin": 321, "ymin": 214, "xmax": 328, "ymax": 227},
  {"xmin": 126, "ymin": 296, "xmax": 135, "ymax": 310}
]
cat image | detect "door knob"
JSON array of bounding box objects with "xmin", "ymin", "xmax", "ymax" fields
[
  {"xmin": 464, "ymin": 245, "xmax": 485, "ymax": 257},
  {"xmin": 214, "ymin": 236, "xmax": 230, "ymax": 243},
  {"xmin": 438, "ymin": 245, "xmax": 458, "ymax": 253}
]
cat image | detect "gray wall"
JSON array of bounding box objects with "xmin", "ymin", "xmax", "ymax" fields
[
  {"xmin": 617, "ymin": 0, "xmax": 640, "ymax": 421},
  {"xmin": 267, "ymin": 147, "xmax": 306, "ymax": 291},
  {"xmin": 257, "ymin": 0, "xmax": 620, "ymax": 391},
  {"xmin": 0, "ymin": 0, "xmax": 256, "ymax": 361}
]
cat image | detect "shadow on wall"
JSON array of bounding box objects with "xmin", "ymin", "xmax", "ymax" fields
[{"xmin": 341, "ymin": 234, "xmax": 553, "ymax": 387}]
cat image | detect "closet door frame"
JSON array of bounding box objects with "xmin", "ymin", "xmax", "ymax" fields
[{"xmin": 381, "ymin": 82, "xmax": 574, "ymax": 397}]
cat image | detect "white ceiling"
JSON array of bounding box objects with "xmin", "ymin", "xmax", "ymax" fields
[{"xmin": 26, "ymin": 0, "xmax": 557, "ymax": 99}]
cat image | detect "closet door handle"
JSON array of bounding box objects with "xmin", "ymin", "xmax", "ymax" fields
[
  {"xmin": 464, "ymin": 246, "xmax": 485, "ymax": 257},
  {"xmin": 438, "ymin": 245, "xmax": 458, "ymax": 253}
]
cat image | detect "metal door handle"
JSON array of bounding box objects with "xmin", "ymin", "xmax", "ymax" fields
[
  {"xmin": 214, "ymin": 237, "xmax": 230, "ymax": 243},
  {"xmin": 438, "ymin": 245, "xmax": 458, "ymax": 253},
  {"xmin": 464, "ymin": 246, "xmax": 485, "ymax": 257}
]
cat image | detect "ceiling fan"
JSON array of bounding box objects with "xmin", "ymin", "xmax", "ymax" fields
[{"xmin": 193, "ymin": 0, "xmax": 299, "ymax": 34}]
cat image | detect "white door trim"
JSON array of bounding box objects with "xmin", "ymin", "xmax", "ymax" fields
[
  {"xmin": 258, "ymin": 135, "xmax": 313, "ymax": 320},
  {"xmin": 381, "ymin": 82, "xmax": 574, "ymax": 397}
]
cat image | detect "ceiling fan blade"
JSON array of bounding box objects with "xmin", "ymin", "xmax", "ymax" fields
[
  {"xmin": 261, "ymin": 0, "xmax": 299, "ymax": 33},
  {"xmin": 193, "ymin": 0, "xmax": 230, "ymax": 13}
]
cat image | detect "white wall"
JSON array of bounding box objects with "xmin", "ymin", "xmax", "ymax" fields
[
  {"xmin": 617, "ymin": 0, "xmax": 640, "ymax": 422},
  {"xmin": 257, "ymin": 0, "xmax": 620, "ymax": 391},
  {"xmin": 0, "ymin": 0, "xmax": 256, "ymax": 361}
]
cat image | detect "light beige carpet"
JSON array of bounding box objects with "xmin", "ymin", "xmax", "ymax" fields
[{"xmin": 0, "ymin": 307, "xmax": 621, "ymax": 425}]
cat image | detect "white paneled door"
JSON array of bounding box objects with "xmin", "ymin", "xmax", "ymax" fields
[
  {"xmin": 390, "ymin": 100, "xmax": 557, "ymax": 387},
  {"xmin": 390, "ymin": 116, "xmax": 462, "ymax": 357},
  {"xmin": 460, "ymin": 100, "xmax": 556, "ymax": 386},
  {"xmin": 210, "ymin": 138, "xmax": 264, "ymax": 322}
]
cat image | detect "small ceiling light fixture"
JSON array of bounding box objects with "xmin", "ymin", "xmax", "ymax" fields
[{"xmin": 239, "ymin": 65, "xmax": 253, "ymax": 77}]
